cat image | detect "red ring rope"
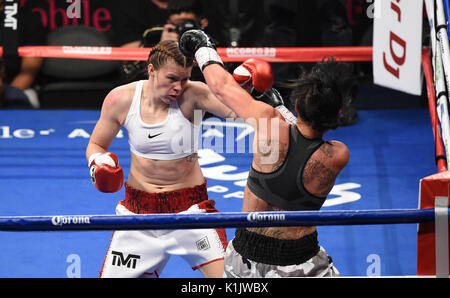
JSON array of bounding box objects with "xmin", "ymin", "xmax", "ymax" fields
[{"xmin": 0, "ymin": 45, "xmax": 373, "ymax": 62}]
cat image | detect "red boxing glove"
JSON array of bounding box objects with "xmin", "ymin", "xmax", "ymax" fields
[
  {"xmin": 89, "ymin": 152, "xmax": 124, "ymax": 193},
  {"xmin": 233, "ymin": 58, "xmax": 274, "ymax": 93}
]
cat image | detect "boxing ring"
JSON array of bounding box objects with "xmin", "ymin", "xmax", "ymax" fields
[{"xmin": 1, "ymin": 36, "xmax": 450, "ymax": 278}]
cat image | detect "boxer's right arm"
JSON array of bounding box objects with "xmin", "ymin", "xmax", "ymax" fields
[
  {"xmin": 254, "ymin": 89, "xmax": 297, "ymax": 125},
  {"xmin": 86, "ymin": 87, "xmax": 126, "ymax": 193}
]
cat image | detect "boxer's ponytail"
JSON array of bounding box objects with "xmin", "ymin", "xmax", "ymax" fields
[{"xmin": 283, "ymin": 57, "xmax": 355, "ymax": 132}]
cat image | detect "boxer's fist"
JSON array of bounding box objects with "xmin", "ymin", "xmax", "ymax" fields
[
  {"xmin": 89, "ymin": 152, "xmax": 123, "ymax": 193},
  {"xmin": 255, "ymin": 87, "xmax": 284, "ymax": 107},
  {"xmin": 179, "ymin": 29, "xmax": 214, "ymax": 58},
  {"xmin": 255, "ymin": 88, "xmax": 297, "ymax": 124},
  {"xmin": 179, "ymin": 29, "xmax": 223, "ymax": 70},
  {"xmin": 233, "ymin": 58, "xmax": 274, "ymax": 93}
]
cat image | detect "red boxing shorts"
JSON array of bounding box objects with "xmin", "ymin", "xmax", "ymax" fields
[{"xmin": 100, "ymin": 180, "xmax": 228, "ymax": 278}]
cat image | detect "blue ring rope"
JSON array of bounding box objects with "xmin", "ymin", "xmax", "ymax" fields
[{"xmin": 0, "ymin": 208, "xmax": 445, "ymax": 232}]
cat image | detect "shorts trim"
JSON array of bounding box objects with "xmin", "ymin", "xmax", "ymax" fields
[
  {"xmin": 232, "ymin": 228, "xmax": 319, "ymax": 266},
  {"xmin": 142, "ymin": 270, "xmax": 160, "ymax": 278},
  {"xmin": 192, "ymin": 257, "xmax": 224, "ymax": 271},
  {"xmin": 99, "ymin": 231, "xmax": 116, "ymax": 278},
  {"xmin": 120, "ymin": 179, "xmax": 208, "ymax": 214}
]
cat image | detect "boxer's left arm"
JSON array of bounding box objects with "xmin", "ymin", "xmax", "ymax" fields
[
  {"xmin": 179, "ymin": 30, "xmax": 279, "ymax": 124},
  {"xmin": 188, "ymin": 81, "xmax": 237, "ymax": 120}
]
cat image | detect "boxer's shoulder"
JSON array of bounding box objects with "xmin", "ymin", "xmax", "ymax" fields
[
  {"xmin": 110, "ymin": 82, "xmax": 139, "ymax": 102},
  {"xmin": 100, "ymin": 82, "xmax": 137, "ymax": 124},
  {"xmin": 314, "ymin": 140, "xmax": 349, "ymax": 172}
]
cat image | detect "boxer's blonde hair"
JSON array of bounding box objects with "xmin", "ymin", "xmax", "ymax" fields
[{"xmin": 147, "ymin": 40, "xmax": 194, "ymax": 70}]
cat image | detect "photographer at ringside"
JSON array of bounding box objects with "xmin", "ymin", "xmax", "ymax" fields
[{"xmin": 118, "ymin": 0, "xmax": 211, "ymax": 83}]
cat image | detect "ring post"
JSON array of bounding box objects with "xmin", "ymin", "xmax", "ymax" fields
[{"xmin": 417, "ymin": 171, "xmax": 450, "ymax": 277}]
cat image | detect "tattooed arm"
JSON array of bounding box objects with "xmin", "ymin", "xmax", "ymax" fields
[{"xmin": 303, "ymin": 141, "xmax": 349, "ymax": 198}]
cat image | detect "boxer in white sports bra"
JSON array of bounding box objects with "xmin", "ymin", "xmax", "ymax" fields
[
  {"xmin": 86, "ymin": 40, "xmax": 236, "ymax": 278},
  {"xmin": 124, "ymin": 80, "xmax": 202, "ymax": 161}
]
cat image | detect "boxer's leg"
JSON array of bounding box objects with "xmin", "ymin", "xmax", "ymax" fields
[
  {"xmin": 166, "ymin": 201, "xmax": 228, "ymax": 278},
  {"xmin": 99, "ymin": 204, "xmax": 170, "ymax": 278},
  {"xmin": 224, "ymin": 243, "xmax": 339, "ymax": 277}
]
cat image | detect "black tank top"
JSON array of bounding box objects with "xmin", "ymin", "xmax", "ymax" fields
[{"xmin": 246, "ymin": 125, "xmax": 326, "ymax": 211}]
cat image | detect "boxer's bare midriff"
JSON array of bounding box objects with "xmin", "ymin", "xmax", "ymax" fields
[{"xmin": 126, "ymin": 152, "xmax": 205, "ymax": 193}]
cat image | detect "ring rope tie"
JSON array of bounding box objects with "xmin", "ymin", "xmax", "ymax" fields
[{"xmin": 0, "ymin": 208, "xmax": 446, "ymax": 231}]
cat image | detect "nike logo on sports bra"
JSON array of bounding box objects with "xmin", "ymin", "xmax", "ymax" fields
[{"xmin": 148, "ymin": 132, "xmax": 163, "ymax": 139}]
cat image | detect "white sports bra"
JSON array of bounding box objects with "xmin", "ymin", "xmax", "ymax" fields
[{"xmin": 123, "ymin": 80, "xmax": 201, "ymax": 160}]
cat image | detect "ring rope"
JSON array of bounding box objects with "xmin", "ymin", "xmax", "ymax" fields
[
  {"xmin": 422, "ymin": 48, "xmax": 449, "ymax": 172},
  {"xmin": 0, "ymin": 46, "xmax": 373, "ymax": 62},
  {"xmin": 0, "ymin": 208, "xmax": 445, "ymax": 232}
]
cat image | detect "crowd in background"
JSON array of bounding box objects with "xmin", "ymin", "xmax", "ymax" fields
[{"xmin": 0, "ymin": 0, "xmax": 374, "ymax": 109}]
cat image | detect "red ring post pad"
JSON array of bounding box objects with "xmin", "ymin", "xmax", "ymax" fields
[{"xmin": 0, "ymin": 209, "xmax": 441, "ymax": 232}]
